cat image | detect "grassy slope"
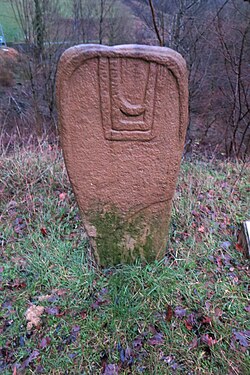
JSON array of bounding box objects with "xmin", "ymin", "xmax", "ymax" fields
[
  {"xmin": 0, "ymin": 0, "xmax": 127, "ymax": 43},
  {"xmin": 0, "ymin": 146, "xmax": 249, "ymax": 374},
  {"xmin": 0, "ymin": 0, "xmax": 70, "ymax": 42},
  {"xmin": 0, "ymin": 1, "xmax": 22, "ymax": 42}
]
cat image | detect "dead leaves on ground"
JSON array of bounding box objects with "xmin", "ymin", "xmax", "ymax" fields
[
  {"xmin": 91, "ymin": 287, "xmax": 111, "ymax": 310},
  {"xmin": 1, "ymin": 278, "xmax": 26, "ymax": 291},
  {"xmin": 36, "ymin": 288, "xmax": 68, "ymax": 302},
  {"xmin": 25, "ymin": 305, "xmax": 45, "ymax": 331},
  {"xmin": 101, "ymin": 325, "xmax": 181, "ymax": 373},
  {"xmin": 231, "ymin": 330, "xmax": 250, "ymax": 351}
]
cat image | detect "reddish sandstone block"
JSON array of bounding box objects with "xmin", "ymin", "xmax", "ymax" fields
[{"xmin": 56, "ymin": 44, "xmax": 188, "ymax": 266}]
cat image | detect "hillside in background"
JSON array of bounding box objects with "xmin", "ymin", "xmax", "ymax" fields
[
  {"xmin": 0, "ymin": 0, "xmax": 249, "ymax": 159},
  {"xmin": 0, "ymin": 0, "xmax": 21, "ymax": 41},
  {"xmin": 0, "ymin": 0, "xmax": 133, "ymax": 42}
]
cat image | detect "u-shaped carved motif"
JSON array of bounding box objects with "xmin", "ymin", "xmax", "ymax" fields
[{"xmin": 99, "ymin": 57, "xmax": 158, "ymax": 141}]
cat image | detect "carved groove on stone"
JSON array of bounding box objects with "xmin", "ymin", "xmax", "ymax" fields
[
  {"xmin": 99, "ymin": 57, "xmax": 158, "ymax": 141},
  {"xmin": 57, "ymin": 45, "xmax": 188, "ymax": 145}
]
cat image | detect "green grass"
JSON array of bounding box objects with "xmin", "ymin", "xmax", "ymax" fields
[
  {"xmin": 0, "ymin": 145, "xmax": 249, "ymax": 374},
  {"xmin": 0, "ymin": 0, "xmax": 128, "ymax": 43},
  {"xmin": 0, "ymin": 0, "xmax": 70, "ymax": 42},
  {"xmin": 0, "ymin": 1, "xmax": 23, "ymax": 42}
]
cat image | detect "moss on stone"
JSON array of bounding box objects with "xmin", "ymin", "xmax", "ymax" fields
[
  {"xmin": 91, "ymin": 210, "xmax": 124, "ymax": 266},
  {"xmin": 89, "ymin": 206, "xmax": 166, "ymax": 267}
]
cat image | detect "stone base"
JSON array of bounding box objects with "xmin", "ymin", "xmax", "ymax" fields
[{"xmin": 85, "ymin": 200, "xmax": 172, "ymax": 266}]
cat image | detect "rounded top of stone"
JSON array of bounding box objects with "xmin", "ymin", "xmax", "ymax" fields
[
  {"xmin": 57, "ymin": 43, "xmax": 189, "ymax": 146},
  {"xmin": 58, "ymin": 44, "xmax": 187, "ymax": 75}
]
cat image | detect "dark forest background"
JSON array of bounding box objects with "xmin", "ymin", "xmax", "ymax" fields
[{"xmin": 0, "ymin": 0, "xmax": 249, "ymax": 159}]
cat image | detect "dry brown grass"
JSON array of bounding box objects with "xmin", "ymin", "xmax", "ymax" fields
[{"xmin": 0, "ymin": 47, "xmax": 20, "ymax": 86}]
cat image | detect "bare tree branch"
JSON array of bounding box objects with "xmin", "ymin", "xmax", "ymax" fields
[{"xmin": 148, "ymin": 0, "xmax": 163, "ymax": 46}]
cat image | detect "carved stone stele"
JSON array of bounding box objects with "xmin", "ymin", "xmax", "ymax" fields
[{"xmin": 56, "ymin": 44, "xmax": 188, "ymax": 267}]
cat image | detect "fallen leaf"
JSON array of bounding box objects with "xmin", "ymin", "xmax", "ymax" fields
[
  {"xmin": 189, "ymin": 336, "xmax": 198, "ymax": 349},
  {"xmin": 91, "ymin": 288, "xmax": 110, "ymax": 309},
  {"xmin": 35, "ymin": 365, "xmax": 45, "ymax": 373},
  {"xmin": 160, "ymin": 354, "xmax": 174, "ymax": 364},
  {"xmin": 124, "ymin": 347, "xmax": 133, "ymax": 366},
  {"xmin": 53, "ymin": 288, "xmax": 68, "ymax": 297},
  {"xmin": 117, "ymin": 343, "xmax": 133, "ymax": 367},
  {"xmin": 214, "ymin": 307, "xmax": 223, "ymax": 317},
  {"xmin": 13, "ymin": 279, "xmax": 27, "ymax": 288},
  {"xmin": 185, "ymin": 320, "xmax": 193, "ymax": 331},
  {"xmin": 45, "ymin": 307, "xmax": 60, "ymax": 315},
  {"xmin": 21, "ymin": 350, "xmax": 40, "ymax": 369},
  {"xmin": 100, "ymin": 288, "xmax": 109, "ymax": 295},
  {"xmin": 118, "ymin": 344, "xmax": 125, "ymax": 363},
  {"xmin": 147, "ymin": 332, "xmax": 164, "ymax": 346},
  {"xmin": 68, "ymin": 353, "xmax": 77, "ymax": 359},
  {"xmin": 7, "ymin": 200, "xmax": 18, "ymax": 210},
  {"xmin": 221, "ymin": 241, "xmax": 231, "ymax": 250},
  {"xmin": 198, "ymin": 226, "xmax": 205, "ymax": 233},
  {"xmin": 232, "ymin": 330, "xmax": 250, "ymax": 348},
  {"xmin": 103, "ymin": 364, "xmax": 119, "ymax": 375},
  {"xmin": 14, "ymin": 217, "xmax": 27, "ymax": 234},
  {"xmin": 17, "ymin": 335, "xmax": 25, "ymax": 348},
  {"xmin": 201, "ymin": 334, "xmax": 217, "ymax": 346},
  {"xmin": 201, "ymin": 316, "xmax": 212, "ymax": 324},
  {"xmin": 174, "ymin": 306, "xmax": 187, "ymax": 319},
  {"xmin": 216, "ymin": 256, "xmax": 223, "ymax": 268},
  {"xmin": 160, "ymin": 354, "xmax": 182, "ymax": 370},
  {"xmin": 91, "ymin": 298, "xmax": 110, "ymax": 310},
  {"xmin": 205, "ymin": 301, "xmax": 211, "ymax": 311},
  {"xmin": 235, "ymin": 242, "xmax": 244, "ymax": 252},
  {"xmin": 148, "ymin": 324, "xmax": 157, "ymax": 334},
  {"xmin": 80, "ymin": 310, "xmax": 87, "ymax": 319},
  {"xmin": 132, "ymin": 336, "xmax": 143, "ymax": 350},
  {"xmin": 100, "ymin": 350, "xmax": 109, "ymax": 372},
  {"xmin": 71, "ymin": 325, "xmax": 80, "ymax": 334},
  {"xmin": 39, "ymin": 336, "xmax": 51, "ymax": 349},
  {"xmin": 70, "ymin": 325, "xmax": 80, "ymax": 342},
  {"xmin": 37, "ymin": 289, "xmax": 68, "ymax": 302},
  {"xmin": 231, "ymin": 275, "xmax": 239, "ymax": 284},
  {"xmin": 40, "ymin": 227, "xmax": 47, "ymax": 237},
  {"xmin": 165, "ymin": 305, "xmax": 173, "ymax": 322},
  {"xmin": 222, "ymin": 253, "xmax": 232, "ymax": 266},
  {"xmin": 5, "ymin": 279, "xmax": 26, "ymax": 290},
  {"xmin": 184, "ymin": 313, "xmax": 196, "ymax": 331},
  {"xmin": 45, "ymin": 306, "xmax": 65, "ymax": 317},
  {"xmin": 25, "ymin": 305, "xmax": 44, "ymax": 331}
]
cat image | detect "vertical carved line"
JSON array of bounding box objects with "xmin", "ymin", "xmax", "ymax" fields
[
  {"xmin": 109, "ymin": 58, "xmax": 121, "ymax": 124},
  {"xmin": 110, "ymin": 58, "xmax": 146, "ymax": 116},
  {"xmin": 99, "ymin": 57, "xmax": 112, "ymax": 138},
  {"xmin": 144, "ymin": 63, "xmax": 158, "ymax": 130}
]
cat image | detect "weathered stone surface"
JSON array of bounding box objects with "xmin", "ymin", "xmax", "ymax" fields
[{"xmin": 56, "ymin": 44, "xmax": 188, "ymax": 266}]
